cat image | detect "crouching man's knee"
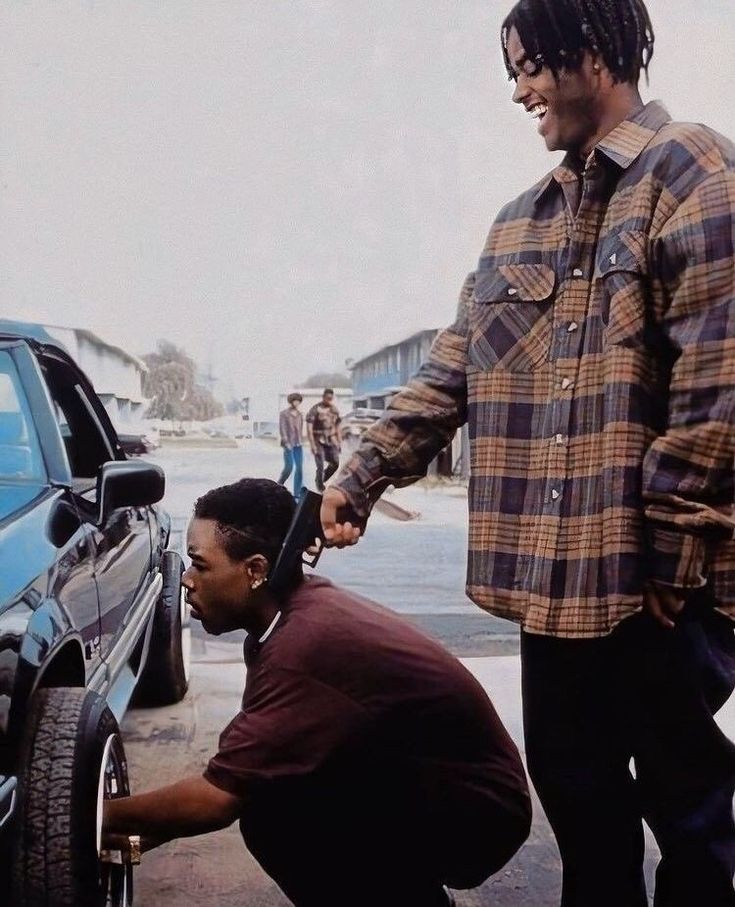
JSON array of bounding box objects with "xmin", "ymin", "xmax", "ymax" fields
[{"xmin": 442, "ymin": 793, "xmax": 532, "ymax": 889}]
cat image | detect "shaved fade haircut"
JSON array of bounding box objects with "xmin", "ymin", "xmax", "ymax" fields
[
  {"xmin": 194, "ymin": 477, "xmax": 296, "ymax": 565},
  {"xmin": 502, "ymin": 0, "xmax": 654, "ymax": 85}
]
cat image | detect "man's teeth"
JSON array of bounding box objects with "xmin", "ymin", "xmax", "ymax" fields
[{"xmin": 529, "ymin": 104, "xmax": 548, "ymax": 119}]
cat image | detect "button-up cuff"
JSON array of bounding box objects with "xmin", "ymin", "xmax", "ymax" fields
[{"xmin": 330, "ymin": 461, "xmax": 374, "ymax": 521}]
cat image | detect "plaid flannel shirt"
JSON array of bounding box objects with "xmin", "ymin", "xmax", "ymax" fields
[
  {"xmin": 306, "ymin": 403, "xmax": 341, "ymax": 445},
  {"xmin": 334, "ymin": 102, "xmax": 735, "ymax": 638},
  {"xmin": 279, "ymin": 408, "xmax": 303, "ymax": 448}
]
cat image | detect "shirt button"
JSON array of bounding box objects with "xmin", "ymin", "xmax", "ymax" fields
[
  {"xmin": 572, "ymin": 268, "xmax": 583, "ymax": 277},
  {"xmin": 567, "ymin": 321, "xmax": 579, "ymax": 332},
  {"xmin": 560, "ymin": 377, "xmax": 574, "ymax": 390},
  {"xmin": 551, "ymin": 489, "xmax": 561, "ymax": 501},
  {"xmin": 507, "ymin": 287, "xmax": 517, "ymax": 296}
]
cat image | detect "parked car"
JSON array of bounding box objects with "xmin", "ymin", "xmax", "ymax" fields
[
  {"xmin": 339, "ymin": 408, "xmax": 382, "ymax": 441},
  {"xmin": 0, "ymin": 320, "xmax": 190, "ymax": 907},
  {"xmin": 116, "ymin": 422, "xmax": 160, "ymax": 457},
  {"xmin": 253, "ymin": 420, "xmax": 279, "ymax": 440}
]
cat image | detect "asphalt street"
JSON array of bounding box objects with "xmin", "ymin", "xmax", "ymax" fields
[{"xmin": 121, "ymin": 439, "xmax": 735, "ymax": 905}]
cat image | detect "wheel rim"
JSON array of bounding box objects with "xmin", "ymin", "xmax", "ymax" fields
[
  {"xmin": 96, "ymin": 734, "xmax": 133, "ymax": 907},
  {"xmin": 181, "ymin": 587, "xmax": 192, "ymax": 684}
]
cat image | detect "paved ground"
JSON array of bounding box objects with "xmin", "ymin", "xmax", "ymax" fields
[{"xmin": 121, "ymin": 440, "xmax": 735, "ymax": 905}]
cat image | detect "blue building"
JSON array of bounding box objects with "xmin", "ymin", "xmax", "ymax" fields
[
  {"xmin": 349, "ymin": 328, "xmax": 468, "ymax": 479},
  {"xmin": 350, "ymin": 329, "xmax": 438, "ymax": 409}
]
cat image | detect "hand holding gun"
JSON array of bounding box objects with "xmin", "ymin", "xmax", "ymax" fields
[{"xmin": 320, "ymin": 487, "xmax": 363, "ymax": 548}]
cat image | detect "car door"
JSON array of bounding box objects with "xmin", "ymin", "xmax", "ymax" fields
[
  {"xmin": 39, "ymin": 353, "xmax": 153, "ymax": 666},
  {"xmin": 0, "ymin": 343, "xmax": 103, "ymax": 682}
]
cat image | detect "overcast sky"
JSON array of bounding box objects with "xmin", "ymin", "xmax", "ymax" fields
[{"xmin": 2, "ymin": 1, "xmax": 734, "ymax": 416}]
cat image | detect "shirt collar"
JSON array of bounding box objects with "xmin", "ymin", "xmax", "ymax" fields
[
  {"xmin": 595, "ymin": 100, "xmax": 671, "ymax": 168},
  {"xmin": 258, "ymin": 610, "xmax": 282, "ymax": 643},
  {"xmin": 532, "ymin": 100, "xmax": 671, "ymax": 205}
]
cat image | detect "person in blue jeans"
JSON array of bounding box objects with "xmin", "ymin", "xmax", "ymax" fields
[{"xmin": 277, "ymin": 393, "xmax": 303, "ymax": 498}]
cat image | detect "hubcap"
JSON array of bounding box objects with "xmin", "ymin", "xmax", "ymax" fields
[{"xmin": 96, "ymin": 734, "xmax": 133, "ymax": 906}]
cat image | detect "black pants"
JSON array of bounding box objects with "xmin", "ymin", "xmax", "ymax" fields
[
  {"xmin": 240, "ymin": 784, "xmax": 451, "ymax": 907},
  {"xmin": 522, "ymin": 598, "xmax": 735, "ymax": 907},
  {"xmin": 313, "ymin": 441, "xmax": 339, "ymax": 491}
]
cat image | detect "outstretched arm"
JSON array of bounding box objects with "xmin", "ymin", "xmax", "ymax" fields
[
  {"xmin": 323, "ymin": 273, "xmax": 473, "ymax": 544},
  {"xmin": 103, "ymin": 775, "xmax": 243, "ymax": 854}
]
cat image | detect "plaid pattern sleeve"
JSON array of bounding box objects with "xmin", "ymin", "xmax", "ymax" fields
[
  {"xmin": 334, "ymin": 273, "xmax": 473, "ymax": 517},
  {"xmin": 333, "ymin": 102, "xmax": 735, "ymax": 637},
  {"xmin": 643, "ymin": 168, "xmax": 735, "ymax": 587}
]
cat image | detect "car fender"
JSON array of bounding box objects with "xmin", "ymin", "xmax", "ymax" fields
[{"xmin": 4, "ymin": 599, "xmax": 87, "ymax": 769}]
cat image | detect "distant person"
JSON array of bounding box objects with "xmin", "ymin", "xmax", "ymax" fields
[
  {"xmin": 277, "ymin": 392, "xmax": 304, "ymax": 498},
  {"xmin": 104, "ymin": 478, "xmax": 531, "ymax": 907},
  {"xmin": 306, "ymin": 388, "xmax": 341, "ymax": 491},
  {"xmin": 320, "ymin": 1, "xmax": 735, "ymax": 905}
]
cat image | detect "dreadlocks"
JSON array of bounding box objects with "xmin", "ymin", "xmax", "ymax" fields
[{"xmin": 501, "ymin": 0, "xmax": 654, "ymax": 85}]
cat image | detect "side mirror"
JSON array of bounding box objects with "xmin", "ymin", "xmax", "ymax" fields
[{"xmin": 97, "ymin": 460, "xmax": 165, "ymax": 524}]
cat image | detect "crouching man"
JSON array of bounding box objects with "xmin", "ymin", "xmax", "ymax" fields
[{"xmin": 104, "ymin": 478, "xmax": 531, "ymax": 907}]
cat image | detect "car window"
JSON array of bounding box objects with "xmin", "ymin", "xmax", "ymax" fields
[
  {"xmin": 0, "ymin": 351, "xmax": 46, "ymax": 483},
  {"xmin": 43, "ymin": 358, "xmax": 115, "ymax": 496}
]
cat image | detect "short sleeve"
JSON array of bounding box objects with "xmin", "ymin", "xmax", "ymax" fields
[
  {"xmin": 305, "ymin": 406, "xmax": 317, "ymax": 424},
  {"xmin": 204, "ymin": 668, "xmax": 366, "ymax": 797}
]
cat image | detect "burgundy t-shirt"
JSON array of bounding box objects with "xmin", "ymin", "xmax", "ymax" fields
[{"xmin": 205, "ymin": 576, "xmax": 529, "ymax": 882}]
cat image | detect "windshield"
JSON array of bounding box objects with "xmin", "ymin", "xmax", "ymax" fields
[{"xmin": 0, "ymin": 351, "xmax": 47, "ymax": 483}]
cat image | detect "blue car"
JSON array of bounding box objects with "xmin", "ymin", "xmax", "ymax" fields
[{"xmin": 0, "ymin": 321, "xmax": 190, "ymax": 907}]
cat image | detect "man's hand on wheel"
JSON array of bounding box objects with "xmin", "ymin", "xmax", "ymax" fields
[{"xmin": 321, "ymin": 487, "xmax": 362, "ymax": 547}]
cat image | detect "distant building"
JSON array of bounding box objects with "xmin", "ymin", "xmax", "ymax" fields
[
  {"xmin": 350, "ymin": 329, "xmax": 438, "ymax": 409},
  {"xmin": 348, "ymin": 330, "xmax": 468, "ymax": 479},
  {"xmin": 42, "ymin": 324, "xmax": 148, "ymax": 428}
]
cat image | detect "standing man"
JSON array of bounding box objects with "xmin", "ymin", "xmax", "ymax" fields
[
  {"xmin": 104, "ymin": 478, "xmax": 531, "ymax": 907},
  {"xmin": 278, "ymin": 392, "xmax": 304, "ymax": 498},
  {"xmin": 306, "ymin": 388, "xmax": 341, "ymax": 491},
  {"xmin": 322, "ymin": 2, "xmax": 735, "ymax": 905}
]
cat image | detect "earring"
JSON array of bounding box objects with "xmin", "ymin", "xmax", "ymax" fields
[
  {"xmin": 251, "ymin": 577, "xmax": 265, "ymax": 590},
  {"xmin": 592, "ymin": 62, "xmax": 601, "ymax": 72}
]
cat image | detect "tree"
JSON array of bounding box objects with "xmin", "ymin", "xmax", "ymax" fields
[
  {"xmin": 300, "ymin": 371, "xmax": 351, "ymax": 389},
  {"xmin": 142, "ymin": 341, "xmax": 223, "ymax": 422}
]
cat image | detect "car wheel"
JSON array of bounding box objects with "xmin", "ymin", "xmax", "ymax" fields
[
  {"xmin": 135, "ymin": 549, "xmax": 191, "ymax": 706},
  {"xmin": 11, "ymin": 687, "xmax": 134, "ymax": 907}
]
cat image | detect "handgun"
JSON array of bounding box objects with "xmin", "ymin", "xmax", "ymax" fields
[{"xmin": 268, "ymin": 490, "xmax": 325, "ymax": 595}]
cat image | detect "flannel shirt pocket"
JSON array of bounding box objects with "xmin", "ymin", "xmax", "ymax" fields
[
  {"xmin": 468, "ymin": 263, "xmax": 555, "ymax": 372},
  {"xmin": 596, "ymin": 230, "xmax": 650, "ymax": 348}
]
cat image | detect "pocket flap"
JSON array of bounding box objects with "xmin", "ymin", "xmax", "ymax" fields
[
  {"xmin": 474, "ymin": 263, "xmax": 556, "ymax": 303},
  {"xmin": 597, "ymin": 230, "xmax": 648, "ymax": 275}
]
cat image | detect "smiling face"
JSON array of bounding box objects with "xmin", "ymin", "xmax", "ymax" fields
[
  {"xmin": 182, "ymin": 517, "xmax": 267, "ymax": 636},
  {"xmin": 505, "ymin": 26, "xmax": 604, "ymax": 156}
]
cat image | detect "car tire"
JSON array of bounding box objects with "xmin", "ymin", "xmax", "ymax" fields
[
  {"xmin": 135, "ymin": 549, "xmax": 191, "ymax": 706},
  {"xmin": 11, "ymin": 687, "xmax": 133, "ymax": 907}
]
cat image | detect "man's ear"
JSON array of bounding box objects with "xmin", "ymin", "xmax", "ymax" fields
[{"xmin": 245, "ymin": 554, "xmax": 270, "ymax": 583}]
